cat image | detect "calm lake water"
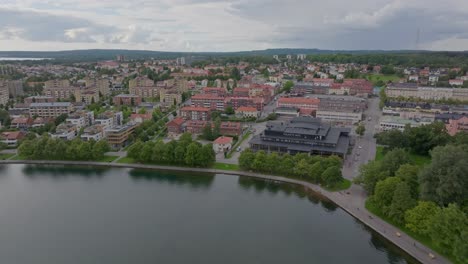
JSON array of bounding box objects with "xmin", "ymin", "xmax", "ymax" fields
[{"xmin": 0, "ymin": 165, "xmax": 419, "ymax": 264}]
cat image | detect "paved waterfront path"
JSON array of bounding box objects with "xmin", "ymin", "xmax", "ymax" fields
[{"xmin": 0, "ymin": 160, "xmax": 450, "ymax": 264}]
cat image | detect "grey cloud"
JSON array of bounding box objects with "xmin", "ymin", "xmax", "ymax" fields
[{"xmin": 0, "ymin": 8, "xmax": 117, "ymax": 43}]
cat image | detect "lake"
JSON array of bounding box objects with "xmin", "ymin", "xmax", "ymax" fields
[{"xmin": 0, "ymin": 164, "xmax": 418, "ymax": 264}]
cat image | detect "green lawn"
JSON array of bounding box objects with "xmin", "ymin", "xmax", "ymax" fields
[
  {"xmin": 323, "ymin": 179, "xmax": 352, "ymax": 192},
  {"xmin": 116, "ymin": 157, "xmax": 136, "ymax": 164},
  {"xmin": 96, "ymin": 155, "xmax": 119, "ymax": 162},
  {"xmin": 365, "ymin": 74, "xmax": 401, "ymax": 86},
  {"xmin": 375, "ymin": 146, "xmax": 431, "ymax": 166},
  {"xmin": 0, "ymin": 153, "xmax": 15, "ymax": 160},
  {"xmin": 366, "ymin": 200, "xmax": 457, "ymax": 264},
  {"xmin": 11, "ymin": 154, "xmax": 27, "ymax": 160},
  {"xmin": 212, "ymin": 162, "xmax": 239, "ymax": 171}
]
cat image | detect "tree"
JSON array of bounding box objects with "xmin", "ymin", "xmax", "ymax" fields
[
  {"xmin": 373, "ymin": 177, "xmax": 401, "ymax": 210},
  {"xmin": 264, "ymin": 152, "xmax": 279, "ymax": 174},
  {"xmin": 380, "ymin": 148, "xmax": 411, "ymax": 176},
  {"xmin": 420, "ymin": 145, "xmax": 468, "ymax": 206},
  {"xmin": 251, "ymin": 151, "xmax": 267, "ymax": 172},
  {"xmin": 405, "ymin": 122, "xmax": 450, "ymax": 155},
  {"xmin": 225, "ymin": 106, "xmax": 235, "ymax": 115},
  {"xmin": 309, "ymin": 161, "xmax": 325, "ymax": 183},
  {"xmin": 202, "ymin": 123, "xmax": 213, "ymax": 141},
  {"xmin": 388, "ymin": 182, "xmax": 416, "ymax": 224},
  {"xmin": 321, "ymin": 166, "xmax": 343, "ymax": 187},
  {"xmin": 395, "ymin": 164, "xmax": 420, "ymax": 199},
  {"xmin": 294, "ymin": 159, "xmax": 311, "ymax": 178},
  {"xmin": 355, "ymin": 160, "xmax": 389, "ymax": 194},
  {"xmin": 54, "ymin": 114, "xmax": 68, "ymax": 126},
  {"xmin": 282, "ymin": 80, "xmax": 294, "ymax": 93},
  {"xmin": 239, "ymin": 149, "xmax": 255, "ymax": 170},
  {"xmin": 199, "ymin": 143, "xmax": 215, "ymax": 167},
  {"xmin": 428, "ymin": 204, "xmax": 468, "ymax": 255},
  {"xmin": 128, "ymin": 141, "xmax": 144, "ymax": 160},
  {"xmin": 355, "ymin": 123, "xmax": 365, "ymax": 136},
  {"xmin": 93, "ymin": 140, "xmax": 110, "ymax": 160},
  {"xmin": 184, "ymin": 142, "xmax": 200, "ymax": 166},
  {"xmin": 375, "ymin": 129, "xmax": 408, "ymax": 150},
  {"xmin": 405, "ymin": 201, "xmax": 440, "ymax": 236}
]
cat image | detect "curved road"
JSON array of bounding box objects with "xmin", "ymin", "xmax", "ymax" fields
[{"xmin": 0, "ymin": 159, "xmax": 449, "ymax": 264}]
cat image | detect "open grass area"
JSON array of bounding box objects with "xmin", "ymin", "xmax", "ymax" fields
[
  {"xmin": 212, "ymin": 162, "xmax": 239, "ymax": 171},
  {"xmin": 11, "ymin": 154, "xmax": 27, "ymax": 160},
  {"xmin": 0, "ymin": 153, "xmax": 15, "ymax": 160},
  {"xmin": 115, "ymin": 157, "xmax": 136, "ymax": 164},
  {"xmin": 366, "ymin": 200, "xmax": 457, "ymax": 264},
  {"xmin": 375, "ymin": 146, "xmax": 431, "ymax": 166},
  {"xmin": 96, "ymin": 155, "xmax": 119, "ymax": 163},
  {"xmin": 323, "ymin": 179, "xmax": 352, "ymax": 192},
  {"xmin": 365, "ymin": 73, "xmax": 401, "ymax": 86}
]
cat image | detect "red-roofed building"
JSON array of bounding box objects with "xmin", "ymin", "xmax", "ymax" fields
[
  {"xmin": 277, "ymin": 97, "xmax": 320, "ymax": 112},
  {"xmin": 10, "ymin": 117, "xmax": 33, "ymax": 130},
  {"xmin": 235, "ymin": 106, "xmax": 259, "ymax": 118},
  {"xmin": 0, "ymin": 131, "xmax": 26, "ymax": 146},
  {"xmin": 213, "ymin": 136, "xmax": 233, "ymax": 153},
  {"xmin": 201, "ymin": 87, "xmax": 228, "ymax": 97},
  {"xmin": 233, "ymin": 87, "xmax": 250, "ymax": 97},
  {"xmin": 220, "ymin": 121, "xmax": 242, "ymax": 136},
  {"xmin": 446, "ymin": 116, "xmax": 468, "ymax": 136},
  {"xmin": 130, "ymin": 113, "xmax": 152, "ymax": 124},
  {"xmin": 342, "ymin": 79, "xmax": 373, "ymax": 97},
  {"xmin": 166, "ymin": 117, "xmax": 185, "ymax": 137},
  {"xmin": 191, "ymin": 94, "xmax": 225, "ymax": 111},
  {"xmin": 225, "ymin": 97, "xmax": 264, "ymax": 111},
  {"xmin": 180, "ymin": 106, "xmax": 211, "ymax": 121},
  {"xmin": 185, "ymin": 120, "xmax": 208, "ymax": 134},
  {"xmin": 449, "ymin": 79, "xmax": 464, "ymax": 86}
]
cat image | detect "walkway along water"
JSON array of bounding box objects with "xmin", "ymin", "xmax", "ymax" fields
[{"xmin": 0, "ymin": 160, "xmax": 450, "ymax": 264}]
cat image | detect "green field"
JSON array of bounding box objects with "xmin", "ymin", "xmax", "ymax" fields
[
  {"xmin": 365, "ymin": 74, "xmax": 400, "ymax": 86},
  {"xmin": 0, "ymin": 153, "xmax": 15, "ymax": 160},
  {"xmin": 375, "ymin": 146, "xmax": 431, "ymax": 166},
  {"xmin": 212, "ymin": 162, "xmax": 239, "ymax": 171},
  {"xmin": 323, "ymin": 179, "xmax": 352, "ymax": 192}
]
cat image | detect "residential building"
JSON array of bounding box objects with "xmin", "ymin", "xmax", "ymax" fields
[
  {"xmin": 249, "ymin": 117, "xmax": 350, "ymax": 157},
  {"xmin": 113, "ymin": 94, "xmax": 142, "ymax": 106},
  {"xmin": 180, "ymin": 106, "xmax": 211, "ymax": 121},
  {"xmin": 24, "ymin": 96, "xmax": 55, "ymax": 106},
  {"xmin": 219, "ymin": 121, "xmax": 242, "ymax": 136},
  {"xmin": 160, "ymin": 89, "xmax": 182, "ymax": 105},
  {"xmin": 0, "ymin": 131, "xmax": 26, "ymax": 147},
  {"xmin": 225, "ymin": 97, "xmax": 264, "ymax": 111},
  {"xmin": 52, "ymin": 123, "xmax": 78, "ymax": 140},
  {"xmin": 166, "ymin": 117, "xmax": 185, "ymax": 137},
  {"xmin": 316, "ymin": 98, "xmax": 366, "ymax": 125},
  {"xmin": 29, "ymin": 102, "xmax": 73, "ymax": 118},
  {"xmin": 105, "ymin": 124, "xmax": 137, "ymax": 149},
  {"xmin": 44, "ymin": 79, "xmax": 70, "ymax": 89},
  {"xmin": 202, "ymin": 87, "xmax": 228, "ymax": 97},
  {"xmin": 449, "ymin": 79, "xmax": 464, "ymax": 86},
  {"xmin": 81, "ymin": 125, "xmax": 105, "ymax": 141},
  {"xmin": 129, "ymin": 113, "xmax": 152, "ymax": 124},
  {"xmin": 44, "ymin": 86, "xmax": 77, "ymax": 100},
  {"xmin": 443, "ymin": 115, "xmax": 468, "ymax": 136},
  {"xmin": 235, "ymin": 106, "xmax": 259, "ymax": 118},
  {"xmin": 213, "ymin": 136, "xmax": 233, "ymax": 153},
  {"xmin": 10, "ymin": 117, "xmax": 33, "ymax": 130},
  {"xmin": 379, "ymin": 116, "xmax": 431, "ymax": 131},
  {"xmin": 75, "ymin": 90, "xmax": 99, "ymax": 104},
  {"xmin": 66, "ymin": 111, "xmax": 94, "ymax": 129},
  {"xmin": 129, "ymin": 76, "xmax": 154, "ymax": 90},
  {"xmin": 95, "ymin": 111, "xmax": 123, "ymax": 129},
  {"xmin": 130, "ymin": 86, "xmax": 159, "ymax": 99},
  {"xmin": 191, "ymin": 94, "xmax": 225, "ymax": 111},
  {"xmin": 0, "ymin": 84, "xmax": 9, "ymax": 106},
  {"xmin": 277, "ymin": 97, "xmax": 320, "ymax": 113}
]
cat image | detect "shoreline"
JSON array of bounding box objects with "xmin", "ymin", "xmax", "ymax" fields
[{"xmin": 0, "ymin": 160, "xmax": 449, "ymax": 264}]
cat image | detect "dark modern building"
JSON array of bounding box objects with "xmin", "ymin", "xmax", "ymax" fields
[{"xmin": 249, "ymin": 117, "xmax": 350, "ymax": 157}]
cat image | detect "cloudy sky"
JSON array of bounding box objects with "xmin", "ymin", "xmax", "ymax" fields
[{"xmin": 1, "ymin": 0, "xmax": 468, "ymax": 52}]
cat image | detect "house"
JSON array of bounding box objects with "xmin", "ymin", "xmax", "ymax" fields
[
  {"xmin": 408, "ymin": 75, "xmax": 419, "ymax": 82},
  {"xmin": 81, "ymin": 125, "xmax": 105, "ymax": 141},
  {"xmin": 213, "ymin": 136, "xmax": 233, "ymax": 153},
  {"xmin": 180, "ymin": 106, "xmax": 211, "ymax": 121},
  {"xmin": 446, "ymin": 115, "xmax": 468, "ymax": 136},
  {"xmin": 113, "ymin": 94, "xmax": 142, "ymax": 106},
  {"xmin": 130, "ymin": 113, "xmax": 153, "ymax": 124},
  {"xmin": 52, "ymin": 123, "xmax": 78, "ymax": 140},
  {"xmin": 449, "ymin": 79, "xmax": 464, "ymax": 86},
  {"xmin": 235, "ymin": 106, "xmax": 259, "ymax": 118},
  {"xmin": 0, "ymin": 131, "xmax": 26, "ymax": 147},
  {"xmin": 10, "ymin": 117, "xmax": 33, "ymax": 130},
  {"xmin": 105, "ymin": 124, "xmax": 137, "ymax": 149},
  {"xmin": 166, "ymin": 117, "xmax": 185, "ymax": 137},
  {"xmin": 428, "ymin": 75, "xmax": 439, "ymax": 83}
]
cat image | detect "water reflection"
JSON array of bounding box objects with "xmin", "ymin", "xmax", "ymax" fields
[
  {"xmin": 359, "ymin": 221, "xmax": 420, "ymax": 264},
  {"xmin": 237, "ymin": 177, "xmax": 338, "ymax": 211},
  {"xmin": 22, "ymin": 165, "xmax": 108, "ymax": 179},
  {"xmin": 129, "ymin": 169, "xmax": 215, "ymax": 189}
]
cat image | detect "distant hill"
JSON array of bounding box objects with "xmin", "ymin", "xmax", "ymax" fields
[{"xmin": 0, "ymin": 48, "xmax": 441, "ymax": 61}]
